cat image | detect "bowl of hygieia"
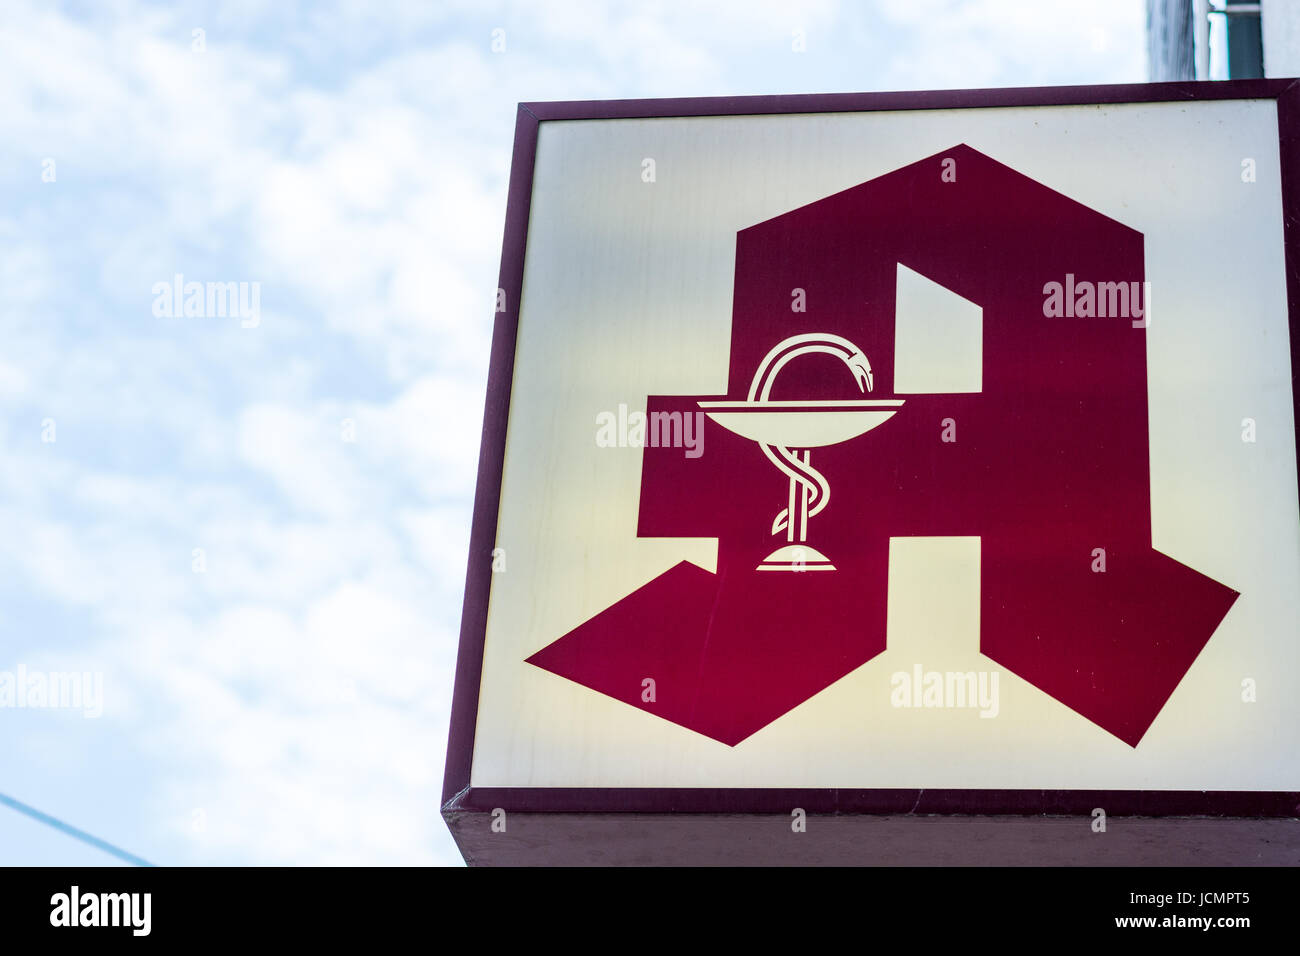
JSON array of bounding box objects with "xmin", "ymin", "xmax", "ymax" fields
[{"xmin": 698, "ymin": 333, "xmax": 904, "ymax": 572}]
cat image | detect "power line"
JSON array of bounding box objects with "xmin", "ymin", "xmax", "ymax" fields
[{"xmin": 0, "ymin": 791, "xmax": 154, "ymax": 867}]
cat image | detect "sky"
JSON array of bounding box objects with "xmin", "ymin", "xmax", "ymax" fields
[{"xmin": 0, "ymin": 0, "xmax": 1146, "ymax": 866}]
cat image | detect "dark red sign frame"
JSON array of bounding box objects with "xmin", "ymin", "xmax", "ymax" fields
[{"xmin": 443, "ymin": 79, "xmax": 1300, "ymax": 822}]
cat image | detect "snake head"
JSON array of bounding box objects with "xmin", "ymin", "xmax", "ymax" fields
[{"xmin": 847, "ymin": 350, "xmax": 873, "ymax": 393}]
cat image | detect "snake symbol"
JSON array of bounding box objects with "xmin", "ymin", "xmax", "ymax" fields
[{"xmin": 747, "ymin": 334, "xmax": 874, "ymax": 540}]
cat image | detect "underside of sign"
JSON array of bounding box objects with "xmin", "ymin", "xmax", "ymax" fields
[{"xmin": 444, "ymin": 80, "xmax": 1300, "ymax": 866}]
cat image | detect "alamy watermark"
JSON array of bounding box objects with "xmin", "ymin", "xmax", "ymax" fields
[
  {"xmin": 152, "ymin": 273, "xmax": 260, "ymax": 328},
  {"xmin": 890, "ymin": 663, "xmax": 999, "ymax": 718},
  {"xmin": 1042, "ymin": 274, "xmax": 1151, "ymax": 328},
  {"xmin": 50, "ymin": 886, "xmax": 150, "ymax": 936},
  {"xmin": 596, "ymin": 403, "xmax": 704, "ymax": 459},
  {"xmin": 0, "ymin": 664, "xmax": 103, "ymax": 717}
]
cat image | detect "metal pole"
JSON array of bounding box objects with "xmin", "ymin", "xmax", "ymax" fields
[{"xmin": 1147, "ymin": 0, "xmax": 1196, "ymax": 80}]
